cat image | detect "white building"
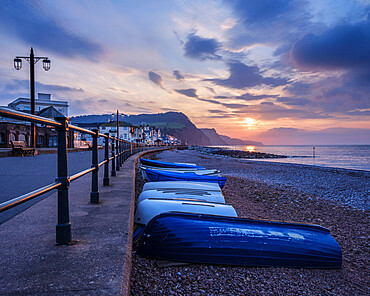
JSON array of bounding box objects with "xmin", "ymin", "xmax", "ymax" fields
[
  {"xmin": 100, "ymin": 123, "xmax": 133, "ymax": 141},
  {"xmin": 8, "ymin": 93, "xmax": 69, "ymax": 116},
  {"xmin": 99, "ymin": 122, "xmax": 160, "ymax": 144}
]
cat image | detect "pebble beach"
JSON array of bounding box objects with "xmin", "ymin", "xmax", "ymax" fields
[{"xmin": 131, "ymin": 148, "xmax": 369, "ymax": 295}]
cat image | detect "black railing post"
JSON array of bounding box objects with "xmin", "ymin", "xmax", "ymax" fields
[
  {"xmin": 55, "ymin": 116, "xmax": 72, "ymax": 245},
  {"xmin": 90, "ymin": 129, "xmax": 99, "ymax": 203},
  {"xmin": 124, "ymin": 142, "xmax": 128, "ymax": 161},
  {"xmin": 116, "ymin": 138, "xmax": 120, "ymax": 171},
  {"xmin": 103, "ymin": 133, "xmax": 109, "ymax": 186},
  {"xmin": 118, "ymin": 141, "xmax": 122, "ymax": 167},
  {"xmin": 119, "ymin": 141, "xmax": 123, "ymax": 166},
  {"xmin": 111, "ymin": 139, "xmax": 116, "ymax": 177}
]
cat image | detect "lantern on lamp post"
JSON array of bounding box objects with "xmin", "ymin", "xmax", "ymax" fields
[{"xmin": 13, "ymin": 47, "xmax": 51, "ymax": 149}]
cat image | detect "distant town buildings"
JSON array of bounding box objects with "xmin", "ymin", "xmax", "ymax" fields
[{"xmin": 1, "ymin": 93, "xmax": 180, "ymax": 148}]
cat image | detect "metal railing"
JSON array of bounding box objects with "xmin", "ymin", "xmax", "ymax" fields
[{"xmin": 0, "ymin": 107, "xmax": 158, "ymax": 245}]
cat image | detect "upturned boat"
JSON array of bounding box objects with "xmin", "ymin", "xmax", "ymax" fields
[
  {"xmin": 140, "ymin": 158, "xmax": 203, "ymax": 169},
  {"xmin": 144, "ymin": 168, "xmax": 227, "ymax": 188},
  {"xmin": 136, "ymin": 212, "xmax": 342, "ymax": 268},
  {"xmin": 137, "ymin": 188, "xmax": 226, "ymax": 204},
  {"xmin": 135, "ymin": 198, "xmax": 236, "ymax": 226},
  {"xmin": 142, "ymin": 181, "xmax": 221, "ymax": 192},
  {"xmin": 140, "ymin": 166, "xmax": 220, "ymax": 181}
]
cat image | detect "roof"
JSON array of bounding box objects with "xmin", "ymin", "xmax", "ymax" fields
[{"xmin": 37, "ymin": 106, "xmax": 65, "ymax": 118}]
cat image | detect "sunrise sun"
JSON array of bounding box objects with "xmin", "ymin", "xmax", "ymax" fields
[{"xmin": 243, "ymin": 117, "xmax": 257, "ymax": 127}]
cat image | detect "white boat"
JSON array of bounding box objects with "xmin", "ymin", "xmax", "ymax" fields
[
  {"xmin": 142, "ymin": 181, "xmax": 221, "ymax": 192},
  {"xmin": 137, "ymin": 188, "xmax": 226, "ymax": 204},
  {"xmin": 134, "ymin": 198, "xmax": 237, "ymax": 226}
]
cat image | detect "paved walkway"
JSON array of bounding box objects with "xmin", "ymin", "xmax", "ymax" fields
[
  {"xmin": 0, "ymin": 150, "xmax": 155, "ymax": 295},
  {"xmin": 0, "ymin": 147, "xmax": 97, "ymax": 157}
]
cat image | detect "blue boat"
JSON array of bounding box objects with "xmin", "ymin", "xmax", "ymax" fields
[
  {"xmin": 140, "ymin": 158, "xmax": 204, "ymax": 169},
  {"xmin": 144, "ymin": 168, "xmax": 227, "ymax": 188},
  {"xmin": 136, "ymin": 212, "xmax": 342, "ymax": 268}
]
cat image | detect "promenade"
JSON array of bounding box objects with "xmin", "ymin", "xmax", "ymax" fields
[{"xmin": 0, "ymin": 150, "xmax": 150, "ymax": 295}]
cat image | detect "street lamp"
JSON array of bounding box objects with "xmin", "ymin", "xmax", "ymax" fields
[{"xmin": 13, "ymin": 47, "xmax": 51, "ymax": 148}]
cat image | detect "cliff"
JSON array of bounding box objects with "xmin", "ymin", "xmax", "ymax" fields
[{"xmin": 200, "ymin": 128, "xmax": 263, "ymax": 146}]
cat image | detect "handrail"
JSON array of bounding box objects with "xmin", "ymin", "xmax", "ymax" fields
[
  {"xmin": 0, "ymin": 106, "xmax": 62, "ymax": 127},
  {"xmin": 0, "ymin": 182, "xmax": 62, "ymax": 213},
  {"xmin": 98, "ymin": 159, "xmax": 108, "ymax": 168},
  {"xmin": 69, "ymin": 167, "xmax": 95, "ymax": 182},
  {"xmin": 68, "ymin": 123, "xmax": 96, "ymax": 136},
  {"xmin": 0, "ymin": 105, "xmax": 175, "ymax": 245}
]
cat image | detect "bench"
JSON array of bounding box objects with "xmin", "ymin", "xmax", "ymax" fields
[{"xmin": 11, "ymin": 141, "xmax": 35, "ymax": 157}]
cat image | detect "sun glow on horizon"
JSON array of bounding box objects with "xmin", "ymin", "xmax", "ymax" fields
[
  {"xmin": 245, "ymin": 145, "xmax": 255, "ymax": 152},
  {"xmin": 243, "ymin": 117, "xmax": 257, "ymax": 127}
]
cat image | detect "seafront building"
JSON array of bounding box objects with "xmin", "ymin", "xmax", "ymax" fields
[
  {"xmin": 0, "ymin": 93, "xmax": 73, "ymax": 148},
  {"xmin": 7, "ymin": 93, "xmax": 69, "ymax": 116}
]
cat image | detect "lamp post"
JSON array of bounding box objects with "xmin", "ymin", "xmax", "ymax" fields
[
  {"xmin": 116, "ymin": 110, "xmax": 119, "ymax": 140},
  {"xmin": 14, "ymin": 47, "xmax": 51, "ymax": 148}
]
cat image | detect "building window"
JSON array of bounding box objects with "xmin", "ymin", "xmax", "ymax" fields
[
  {"xmin": 38, "ymin": 135, "xmax": 44, "ymax": 147},
  {"xmin": 19, "ymin": 134, "xmax": 26, "ymax": 142},
  {"xmin": 0, "ymin": 133, "xmax": 4, "ymax": 144},
  {"xmin": 49, "ymin": 136, "xmax": 57, "ymax": 148}
]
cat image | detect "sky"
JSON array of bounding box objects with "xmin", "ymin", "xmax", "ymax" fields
[{"xmin": 0, "ymin": 0, "xmax": 369, "ymax": 145}]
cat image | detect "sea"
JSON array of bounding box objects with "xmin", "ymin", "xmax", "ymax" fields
[{"xmin": 212, "ymin": 145, "xmax": 370, "ymax": 171}]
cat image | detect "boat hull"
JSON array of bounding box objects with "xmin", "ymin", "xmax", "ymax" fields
[
  {"xmin": 141, "ymin": 166, "xmax": 218, "ymax": 175},
  {"xmin": 142, "ymin": 181, "xmax": 221, "ymax": 192},
  {"xmin": 140, "ymin": 165, "xmax": 207, "ymax": 171},
  {"xmin": 136, "ymin": 212, "xmax": 342, "ymax": 268},
  {"xmin": 135, "ymin": 199, "xmax": 236, "ymax": 225},
  {"xmin": 140, "ymin": 158, "xmax": 203, "ymax": 169},
  {"xmin": 144, "ymin": 168, "xmax": 227, "ymax": 188},
  {"xmin": 137, "ymin": 188, "xmax": 226, "ymax": 204}
]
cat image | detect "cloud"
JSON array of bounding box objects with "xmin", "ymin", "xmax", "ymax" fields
[
  {"xmin": 148, "ymin": 71, "xmax": 164, "ymax": 89},
  {"xmin": 184, "ymin": 33, "xmax": 222, "ymax": 61},
  {"xmin": 174, "ymin": 88, "xmax": 198, "ymax": 98},
  {"xmin": 208, "ymin": 109, "xmax": 226, "ymax": 113},
  {"xmin": 225, "ymin": 0, "xmax": 311, "ymax": 49},
  {"xmin": 276, "ymin": 97, "xmax": 309, "ymax": 106},
  {"xmin": 0, "ymin": 0, "xmax": 104, "ymax": 60},
  {"xmin": 173, "ymin": 70, "xmax": 184, "ymax": 80},
  {"xmin": 161, "ymin": 107, "xmax": 179, "ymax": 112},
  {"xmin": 2, "ymin": 79, "xmax": 84, "ymax": 93},
  {"xmin": 205, "ymin": 87, "xmax": 216, "ymax": 94},
  {"xmin": 236, "ymin": 92, "xmax": 278, "ymax": 101},
  {"xmin": 229, "ymin": 0, "xmax": 295, "ymax": 26},
  {"xmin": 204, "ymin": 61, "xmax": 289, "ymax": 89},
  {"xmin": 291, "ymin": 20, "xmax": 370, "ymax": 70},
  {"xmin": 283, "ymin": 82, "xmax": 312, "ymax": 96},
  {"xmin": 107, "ymin": 87, "xmax": 130, "ymax": 94}
]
